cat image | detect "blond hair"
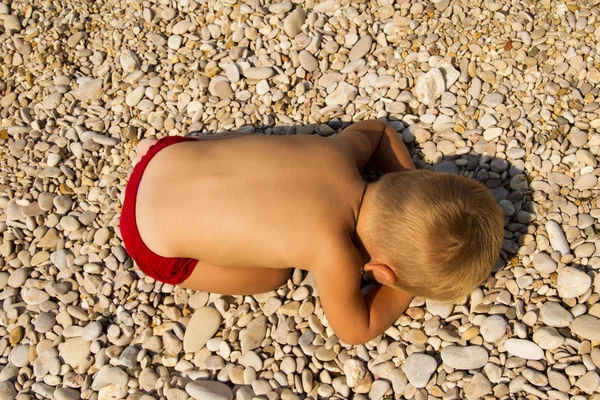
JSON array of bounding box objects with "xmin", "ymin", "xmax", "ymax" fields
[{"xmin": 366, "ymin": 170, "xmax": 504, "ymax": 302}]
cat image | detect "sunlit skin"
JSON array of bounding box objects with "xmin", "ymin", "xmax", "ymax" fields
[{"xmin": 130, "ymin": 120, "xmax": 415, "ymax": 344}]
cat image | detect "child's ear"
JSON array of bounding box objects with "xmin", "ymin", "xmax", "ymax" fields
[{"xmin": 364, "ymin": 260, "xmax": 397, "ymax": 286}]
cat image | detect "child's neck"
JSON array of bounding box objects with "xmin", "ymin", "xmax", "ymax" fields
[{"xmin": 353, "ymin": 180, "xmax": 377, "ymax": 264}]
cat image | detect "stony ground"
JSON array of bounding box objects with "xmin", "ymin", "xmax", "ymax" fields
[{"xmin": 1, "ymin": 0, "xmax": 600, "ymax": 399}]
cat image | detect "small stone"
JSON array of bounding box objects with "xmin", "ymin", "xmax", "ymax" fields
[
  {"xmin": 120, "ymin": 50, "xmax": 140, "ymax": 73},
  {"xmin": 299, "ymin": 50, "xmax": 319, "ymax": 71},
  {"xmin": 44, "ymin": 93, "xmax": 63, "ymax": 109},
  {"xmin": 54, "ymin": 388, "xmax": 80, "ymax": 400},
  {"xmin": 571, "ymin": 315, "xmax": 600, "ymax": 341},
  {"xmin": 504, "ymin": 339, "xmax": 544, "ymax": 360},
  {"xmin": 186, "ymin": 380, "xmax": 233, "ymax": 400},
  {"xmin": 70, "ymin": 78, "xmax": 103, "ymax": 101},
  {"xmin": 325, "ymin": 82, "xmax": 357, "ymax": 106},
  {"xmin": 557, "ymin": 266, "xmax": 591, "ymax": 298},
  {"xmin": 126, "ymin": 86, "xmax": 145, "ymax": 107},
  {"xmin": 545, "ymin": 220, "xmax": 571, "ymax": 255},
  {"xmin": 574, "ymin": 174, "xmax": 598, "ymax": 190},
  {"xmin": 575, "ymin": 371, "xmax": 600, "ymax": 394},
  {"xmin": 23, "ymin": 288, "xmax": 50, "ymax": 305},
  {"xmin": 60, "ymin": 215, "xmax": 80, "ymax": 232},
  {"xmin": 225, "ymin": 64, "xmax": 240, "ymax": 83},
  {"xmin": 243, "ymin": 67, "xmax": 274, "ymax": 80},
  {"xmin": 532, "ymin": 327, "xmax": 565, "ymax": 350},
  {"xmin": 369, "ymin": 380, "xmax": 391, "ymax": 400},
  {"xmin": 348, "ymin": 36, "xmax": 373, "ymax": 61},
  {"xmin": 425, "ymin": 299, "xmax": 453, "ymax": 318},
  {"xmin": 240, "ymin": 315, "xmax": 267, "ymax": 353},
  {"xmin": 344, "ymin": 359, "xmax": 367, "ymax": 388},
  {"xmin": 437, "ymin": 61, "xmax": 461, "ymax": 88},
  {"xmin": 548, "ymin": 370, "xmax": 571, "ymax": 392},
  {"xmin": 33, "ymin": 312, "xmax": 55, "ymax": 333},
  {"xmin": 139, "ymin": 368, "xmax": 159, "ymax": 391},
  {"xmin": 0, "ymin": 382, "xmax": 16, "ymax": 400},
  {"xmin": 441, "ymin": 346, "xmax": 489, "ymax": 370},
  {"xmin": 8, "ymin": 268, "xmax": 28, "ymax": 288},
  {"xmin": 60, "ymin": 338, "xmax": 91, "ymax": 368},
  {"xmin": 209, "ymin": 77, "xmax": 233, "ymax": 99},
  {"xmin": 480, "ymin": 315, "xmax": 507, "ymax": 342},
  {"xmin": 92, "ymin": 366, "xmax": 129, "ymax": 390},
  {"xmin": 539, "ymin": 302, "xmax": 573, "ymax": 327},
  {"xmin": 464, "ymin": 373, "xmax": 492, "ymax": 400},
  {"xmin": 163, "ymin": 331, "xmax": 183, "ymax": 355},
  {"xmin": 9, "ymin": 345, "xmax": 29, "ymax": 367},
  {"xmin": 168, "ymin": 35, "xmax": 183, "ymax": 50},
  {"xmin": 172, "ymin": 20, "xmax": 194, "ymax": 35},
  {"xmin": 402, "ymin": 353, "xmax": 437, "ymax": 388},
  {"xmin": 415, "ymin": 69, "xmax": 445, "ymax": 105},
  {"xmin": 482, "ymin": 92, "xmax": 505, "ymax": 107},
  {"xmin": 269, "ymin": 1, "xmax": 292, "ymax": 13},
  {"xmin": 3, "ymin": 15, "xmax": 22, "ymax": 32},
  {"xmin": 183, "ymin": 307, "xmax": 222, "ymax": 353},
  {"xmin": 283, "ymin": 8, "xmax": 306, "ymax": 37},
  {"xmin": 94, "ymin": 228, "xmax": 111, "ymax": 246},
  {"xmin": 532, "ymin": 252, "xmax": 557, "ymax": 274}
]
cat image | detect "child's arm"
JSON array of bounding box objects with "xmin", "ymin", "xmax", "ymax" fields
[
  {"xmin": 314, "ymin": 248, "xmax": 414, "ymax": 345},
  {"xmin": 333, "ymin": 120, "xmax": 416, "ymax": 173}
]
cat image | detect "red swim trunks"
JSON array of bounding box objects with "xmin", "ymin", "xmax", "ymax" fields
[{"xmin": 120, "ymin": 136, "xmax": 198, "ymax": 285}]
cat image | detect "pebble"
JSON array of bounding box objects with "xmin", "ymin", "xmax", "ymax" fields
[
  {"xmin": 575, "ymin": 372, "xmax": 600, "ymax": 394},
  {"xmin": 10, "ymin": 345, "xmax": 29, "ymax": 367},
  {"xmin": 243, "ymin": 67, "xmax": 274, "ymax": 80},
  {"xmin": 240, "ymin": 315, "xmax": 267, "ymax": 353},
  {"xmin": 480, "ymin": 315, "xmax": 507, "ymax": 342},
  {"xmin": 209, "ymin": 77, "xmax": 233, "ymax": 99},
  {"xmin": 92, "ymin": 366, "xmax": 129, "ymax": 390},
  {"xmin": 299, "ymin": 51, "xmax": 318, "ymax": 72},
  {"xmin": 426, "ymin": 299, "xmax": 454, "ymax": 318},
  {"xmin": 402, "ymin": 353, "xmax": 437, "ymax": 388},
  {"xmin": 539, "ymin": 302, "xmax": 574, "ymax": 327},
  {"xmin": 344, "ymin": 359, "xmax": 367, "ymax": 388},
  {"xmin": 441, "ymin": 346, "xmax": 489, "ymax": 370},
  {"xmin": 574, "ymin": 174, "xmax": 597, "ymax": 190},
  {"xmin": 532, "ymin": 252, "xmax": 557, "ymax": 274},
  {"xmin": 571, "ymin": 315, "xmax": 600, "ymax": 341},
  {"xmin": 464, "ymin": 373, "xmax": 492, "ymax": 400},
  {"xmin": 349, "ymin": 36, "xmax": 373, "ymax": 61},
  {"xmin": 557, "ymin": 267, "xmax": 592, "ymax": 298},
  {"xmin": 482, "ymin": 93, "xmax": 505, "ymax": 107},
  {"xmin": 325, "ymin": 82, "xmax": 357, "ymax": 106},
  {"xmin": 545, "ymin": 220, "xmax": 571, "ymax": 255},
  {"xmin": 415, "ymin": 69, "xmax": 445, "ymax": 105},
  {"xmin": 186, "ymin": 380, "xmax": 233, "ymax": 400},
  {"xmin": 0, "ymin": 382, "xmax": 16, "ymax": 400},
  {"xmin": 184, "ymin": 307, "xmax": 221, "ymax": 353},
  {"xmin": 23, "ymin": 288, "xmax": 50, "ymax": 305},
  {"xmin": 283, "ymin": 8, "xmax": 306, "ymax": 37},
  {"xmin": 126, "ymin": 86, "xmax": 146, "ymax": 107},
  {"xmin": 168, "ymin": 35, "xmax": 183, "ymax": 50},
  {"xmin": 504, "ymin": 339, "xmax": 544, "ymax": 360},
  {"xmin": 532, "ymin": 327, "xmax": 565, "ymax": 350},
  {"xmin": 368, "ymin": 380, "xmax": 391, "ymax": 400},
  {"xmin": 70, "ymin": 78, "xmax": 103, "ymax": 101},
  {"xmin": 60, "ymin": 337, "xmax": 91, "ymax": 368}
]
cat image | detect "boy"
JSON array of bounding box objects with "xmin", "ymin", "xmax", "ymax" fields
[{"xmin": 120, "ymin": 120, "xmax": 504, "ymax": 345}]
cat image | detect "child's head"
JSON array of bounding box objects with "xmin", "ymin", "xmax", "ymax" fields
[{"xmin": 365, "ymin": 170, "xmax": 504, "ymax": 302}]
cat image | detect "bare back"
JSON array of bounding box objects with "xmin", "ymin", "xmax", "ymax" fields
[{"xmin": 135, "ymin": 134, "xmax": 363, "ymax": 272}]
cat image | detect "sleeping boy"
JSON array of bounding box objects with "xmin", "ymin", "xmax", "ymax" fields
[{"xmin": 120, "ymin": 120, "xmax": 504, "ymax": 344}]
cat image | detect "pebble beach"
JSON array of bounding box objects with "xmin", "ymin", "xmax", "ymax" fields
[{"xmin": 1, "ymin": 0, "xmax": 600, "ymax": 399}]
